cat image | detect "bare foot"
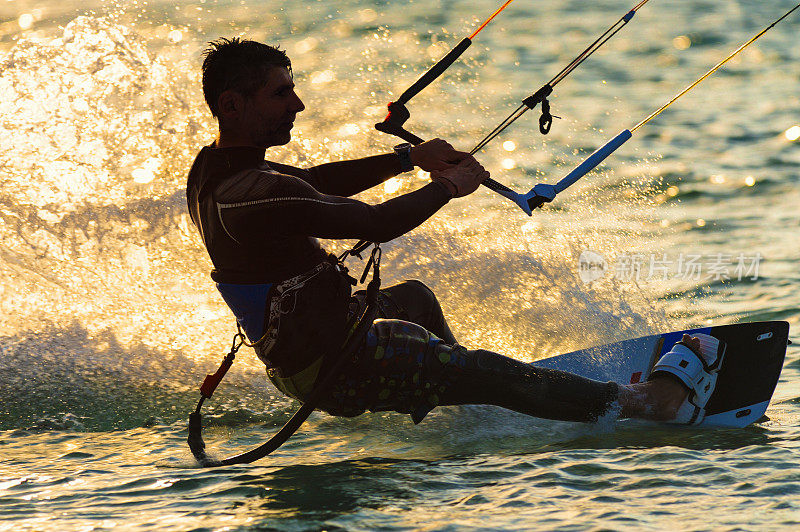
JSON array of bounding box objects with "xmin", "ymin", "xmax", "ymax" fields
[{"xmin": 617, "ymin": 334, "xmax": 700, "ymax": 421}]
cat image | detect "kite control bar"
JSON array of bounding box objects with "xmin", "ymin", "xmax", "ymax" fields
[{"xmin": 374, "ymin": 0, "xmax": 652, "ymax": 215}]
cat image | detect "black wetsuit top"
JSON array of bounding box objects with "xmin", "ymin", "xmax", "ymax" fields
[{"xmin": 186, "ymin": 143, "xmax": 453, "ymax": 374}]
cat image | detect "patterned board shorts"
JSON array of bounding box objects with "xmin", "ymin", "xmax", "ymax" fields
[
  {"xmin": 268, "ymin": 280, "xmax": 468, "ymax": 424},
  {"xmin": 318, "ymin": 317, "xmax": 468, "ymax": 424}
]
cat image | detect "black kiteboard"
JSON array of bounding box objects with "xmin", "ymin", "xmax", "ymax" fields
[{"xmin": 533, "ymin": 321, "xmax": 789, "ymax": 427}]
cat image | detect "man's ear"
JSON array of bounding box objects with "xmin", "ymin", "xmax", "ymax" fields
[{"xmin": 217, "ymin": 90, "xmax": 245, "ymax": 121}]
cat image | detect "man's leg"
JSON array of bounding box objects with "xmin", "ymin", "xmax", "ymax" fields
[
  {"xmin": 440, "ymin": 337, "xmax": 698, "ymax": 423},
  {"xmin": 370, "ymin": 282, "xmax": 618, "ymax": 422},
  {"xmin": 338, "ymin": 285, "xmax": 691, "ymax": 423},
  {"xmin": 439, "ymin": 347, "xmax": 689, "ymax": 423},
  {"xmin": 439, "ymin": 348, "xmax": 620, "ymax": 422}
]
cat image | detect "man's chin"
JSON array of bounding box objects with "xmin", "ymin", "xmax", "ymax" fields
[
  {"xmin": 259, "ymin": 132, "xmax": 293, "ymax": 148},
  {"xmin": 274, "ymin": 133, "xmax": 292, "ymax": 146}
]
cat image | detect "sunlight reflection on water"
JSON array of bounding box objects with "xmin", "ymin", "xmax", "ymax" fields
[{"xmin": 0, "ymin": 1, "xmax": 798, "ymax": 530}]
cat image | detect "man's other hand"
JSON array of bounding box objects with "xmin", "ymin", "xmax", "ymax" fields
[
  {"xmin": 431, "ymin": 156, "xmax": 489, "ymax": 198},
  {"xmin": 410, "ymin": 138, "xmax": 470, "ymax": 172}
]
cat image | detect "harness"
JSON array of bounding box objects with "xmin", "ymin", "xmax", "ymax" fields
[{"xmin": 187, "ymin": 241, "xmax": 381, "ymax": 467}]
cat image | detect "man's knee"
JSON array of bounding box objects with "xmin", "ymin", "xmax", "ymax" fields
[
  {"xmin": 403, "ymin": 279, "xmax": 441, "ymax": 309},
  {"xmin": 404, "ymin": 279, "xmax": 435, "ymax": 295},
  {"xmin": 382, "ymin": 279, "xmax": 439, "ymax": 315},
  {"xmin": 377, "ymin": 279, "xmax": 456, "ymax": 344}
]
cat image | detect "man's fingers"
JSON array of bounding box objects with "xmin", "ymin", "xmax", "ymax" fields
[
  {"xmin": 458, "ymin": 155, "xmax": 479, "ymax": 167},
  {"xmin": 449, "ymin": 149, "xmax": 470, "ymax": 162},
  {"xmin": 431, "ymin": 138, "xmax": 455, "ymax": 149},
  {"xmin": 413, "ymin": 139, "xmax": 474, "ymax": 171},
  {"xmin": 460, "ymin": 156, "xmax": 487, "ymax": 173}
]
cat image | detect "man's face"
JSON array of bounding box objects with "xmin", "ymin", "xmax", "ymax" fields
[{"xmin": 239, "ymin": 67, "xmax": 305, "ymax": 148}]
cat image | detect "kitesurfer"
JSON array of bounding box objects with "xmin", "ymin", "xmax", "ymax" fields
[{"xmin": 186, "ymin": 38, "xmax": 711, "ymax": 429}]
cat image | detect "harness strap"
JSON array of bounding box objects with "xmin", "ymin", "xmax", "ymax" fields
[{"xmin": 188, "ymin": 242, "xmax": 382, "ymax": 467}]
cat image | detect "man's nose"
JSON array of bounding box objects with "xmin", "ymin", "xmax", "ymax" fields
[{"xmin": 292, "ymin": 91, "xmax": 305, "ymax": 113}]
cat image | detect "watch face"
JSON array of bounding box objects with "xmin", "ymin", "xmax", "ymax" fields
[{"xmin": 394, "ymin": 143, "xmax": 413, "ymax": 171}]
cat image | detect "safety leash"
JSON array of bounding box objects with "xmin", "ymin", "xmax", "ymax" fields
[{"xmin": 187, "ymin": 242, "xmax": 382, "ymax": 467}]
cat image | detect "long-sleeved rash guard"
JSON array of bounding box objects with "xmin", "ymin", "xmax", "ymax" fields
[
  {"xmin": 186, "ymin": 143, "xmax": 453, "ymax": 374},
  {"xmin": 186, "ymin": 144, "xmax": 452, "ymax": 283}
]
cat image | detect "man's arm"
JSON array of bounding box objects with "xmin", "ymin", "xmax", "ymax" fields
[
  {"xmin": 215, "ymin": 168, "xmax": 453, "ymax": 244},
  {"xmin": 268, "ymin": 139, "xmax": 469, "ymax": 197},
  {"xmin": 306, "ymin": 153, "xmax": 401, "ymax": 197}
]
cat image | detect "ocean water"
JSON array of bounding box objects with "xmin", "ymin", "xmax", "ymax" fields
[{"xmin": 1, "ymin": 0, "xmax": 799, "ymax": 530}]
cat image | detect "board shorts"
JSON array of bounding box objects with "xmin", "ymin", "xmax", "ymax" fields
[
  {"xmin": 318, "ymin": 318, "xmax": 467, "ymax": 424},
  {"xmin": 268, "ymin": 280, "xmax": 466, "ymax": 424}
]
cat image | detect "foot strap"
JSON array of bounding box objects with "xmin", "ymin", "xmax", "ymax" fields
[{"xmin": 649, "ymin": 333, "xmax": 726, "ymax": 424}]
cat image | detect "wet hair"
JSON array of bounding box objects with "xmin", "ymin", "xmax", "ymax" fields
[{"xmin": 201, "ymin": 37, "xmax": 292, "ymax": 118}]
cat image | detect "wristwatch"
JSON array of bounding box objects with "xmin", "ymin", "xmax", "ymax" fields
[{"xmin": 393, "ymin": 142, "xmax": 414, "ymax": 173}]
